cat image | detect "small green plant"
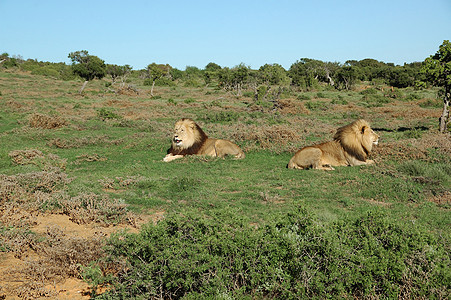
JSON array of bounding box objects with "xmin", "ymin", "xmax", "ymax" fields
[
  {"xmin": 360, "ymin": 88, "xmax": 378, "ymax": 95},
  {"xmin": 184, "ymin": 97, "xmax": 195, "ymax": 104},
  {"xmin": 242, "ymin": 91, "xmax": 254, "ymax": 98},
  {"xmin": 331, "ymin": 95, "xmax": 348, "ymax": 105},
  {"xmin": 97, "ymin": 108, "xmax": 121, "ymax": 120},
  {"xmin": 419, "ymin": 98, "xmax": 441, "ymax": 108},
  {"xmin": 202, "ymin": 111, "xmax": 240, "ymax": 123},
  {"xmin": 406, "ymin": 92, "xmax": 421, "ymax": 101},
  {"xmin": 404, "ymin": 128, "xmax": 423, "ymax": 139},
  {"xmin": 316, "ymin": 92, "xmax": 326, "ymax": 98},
  {"xmin": 305, "ymin": 100, "xmax": 325, "ymax": 110},
  {"xmin": 297, "ymin": 94, "xmax": 311, "ymax": 100},
  {"xmin": 167, "ymin": 98, "xmax": 177, "ymax": 105},
  {"xmin": 359, "ymin": 94, "xmax": 391, "ymax": 107}
]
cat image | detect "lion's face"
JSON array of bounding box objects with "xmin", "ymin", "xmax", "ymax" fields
[
  {"xmin": 361, "ymin": 126, "xmax": 379, "ymax": 151},
  {"xmin": 171, "ymin": 119, "xmax": 199, "ymax": 149}
]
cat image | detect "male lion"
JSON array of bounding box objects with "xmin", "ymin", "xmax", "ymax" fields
[
  {"xmin": 163, "ymin": 118, "xmax": 245, "ymax": 162},
  {"xmin": 288, "ymin": 119, "xmax": 379, "ymax": 170}
]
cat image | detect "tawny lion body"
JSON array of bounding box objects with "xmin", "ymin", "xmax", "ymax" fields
[
  {"xmin": 288, "ymin": 119, "xmax": 379, "ymax": 170},
  {"xmin": 163, "ymin": 118, "xmax": 245, "ymax": 162}
]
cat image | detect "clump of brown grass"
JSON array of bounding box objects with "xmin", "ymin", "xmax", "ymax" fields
[
  {"xmin": 8, "ymin": 149, "xmax": 44, "ymax": 164},
  {"xmin": 116, "ymin": 85, "xmax": 140, "ymax": 95},
  {"xmin": 3, "ymin": 226, "xmax": 105, "ymax": 299},
  {"xmin": 278, "ymin": 99, "xmax": 310, "ymax": 115},
  {"xmin": 373, "ymin": 132, "xmax": 451, "ymax": 162},
  {"xmin": 231, "ymin": 124, "xmax": 302, "ymax": 153},
  {"xmin": 28, "ymin": 113, "xmax": 67, "ymax": 129},
  {"xmin": 0, "ymin": 171, "xmax": 73, "ymax": 228},
  {"xmin": 0, "ymin": 226, "xmax": 38, "ymax": 258},
  {"xmin": 56, "ymin": 192, "xmax": 137, "ymax": 227},
  {"xmin": 47, "ymin": 135, "xmax": 123, "ymax": 149},
  {"xmin": 74, "ymin": 153, "xmax": 108, "ymax": 165},
  {"xmin": 9, "ymin": 149, "xmax": 67, "ymax": 170}
]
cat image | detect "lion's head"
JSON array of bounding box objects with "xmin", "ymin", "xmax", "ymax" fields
[
  {"xmin": 168, "ymin": 118, "xmax": 208, "ymax": 155},
  {"xmin": 334, "ymin": 119, "xmax": 379, "ymax": 161}
]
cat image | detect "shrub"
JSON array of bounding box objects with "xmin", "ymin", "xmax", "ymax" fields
[
  {"xmin": 202, "ymin": 111, "xmax": 240, "ymax": 123},
  {"xmin": 184, "ymin": 98, "xmax": 195, "ymax": 104},
  {"xmin": 92, "ymin": 208, "xmax": 449, "ymax": 299},
  {"xmin": 97, "ymin": 108, "xmax": 121, "ymax": 120},
  {"xmin": 360, "ymin": 88, "xmax": 378, "ymax": 95},
  {"xmin": 305, "ymin": 100, "xmax": 326, "ymax": 111},
  {"xmin": 297, "ymin": 94, "xmax": 311, "ymax": 100},
  {"xmin": 29, "ymin": 113, "xmax": 67, "ymax": 129},
  {"xmin": 359, "ymin": 94, "xmax": 391, "ymax": 107}
]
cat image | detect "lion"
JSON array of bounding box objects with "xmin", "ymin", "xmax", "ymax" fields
[
  {"xmin": 163, "ymin": 118, "xmax": 245, "ymax": 162},
  {"xmin": 288, "ymin": 119, "xmax": 379, "ymax": 170}
]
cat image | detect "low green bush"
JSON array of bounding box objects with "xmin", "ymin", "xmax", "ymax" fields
[
  {"xmin": 202, "ymin": 111, "xmax": 240, "ymax": 123},
  {"xmin": 97, "ymin": 108, "xmax": 121, "ymax": 120},
  {"xmin": 90, "ymin": 208, "xmax": 449, "ymax": 299}
]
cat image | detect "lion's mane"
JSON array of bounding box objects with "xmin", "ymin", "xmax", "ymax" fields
[
  {"xmin": 167, "ymin": 118, "xmax": 208, "ymax": 155},
  {"xmin": 333, "ymin": 119, "xmax": 374, "ymax": 161}
]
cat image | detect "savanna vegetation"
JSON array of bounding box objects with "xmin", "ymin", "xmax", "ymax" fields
[{"xmin": 0, "ymin": 41, "xmax": 450, "ymax": 299}]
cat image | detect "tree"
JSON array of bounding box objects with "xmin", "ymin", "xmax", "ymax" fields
[
  {"xmin": 335, "ymin": 66, "xmax": 358, "ymax": 90},
  {"xmin": 288, "ymin": 58, "xmax": 336, "ymax": 89},
  {"xmin": 146, "ymin": 63, "xmax": 171, "ymax": 97},
  {"xmin": 106, "ymin": 64, "xmax": 132, "ymax": 85},
  {"xmin": 0, "ymin": 52, "xmax": 8, "ymax": 64},
  {"xmin": 257, "ymin": 63, "xmax": 290, "ymax": 86},
  {"xmin": 68, "ymin": 50, "xmax": 106, "ymax": 94},
  {"xmin": 217, "ymin": 63, "xmax": 250, "ymax": 96},
  {"xmin": 422, "ymin": 40, "xmax": 451, "ymax": 132},
  {"xmin": 204, "ymin": 62, "xmax": 222, "ymax": 86}
]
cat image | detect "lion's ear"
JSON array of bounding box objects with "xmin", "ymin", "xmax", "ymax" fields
[{"xmin": 361, "ymin": 126, "xmax": 366, "ymax": 134}]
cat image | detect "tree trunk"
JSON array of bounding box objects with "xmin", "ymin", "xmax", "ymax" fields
[
  {"xmin": 79, "ymin": 80, "xmax": 89, "ymax": 94},
  {"xmin": 325, "ymin": 69, "xmax": 334, "ymax": 86},
  {"xmin": 151, "ymin": 80, "xmax": 156, "ymax": 97},
  {"xmin": 439, "ymin": 86, "xmax": 450, "ymax": 133}
]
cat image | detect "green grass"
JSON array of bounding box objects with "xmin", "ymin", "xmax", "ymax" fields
[{"xmin": 1, "ymin": 71, "xmax": 450, "ymax": 298}]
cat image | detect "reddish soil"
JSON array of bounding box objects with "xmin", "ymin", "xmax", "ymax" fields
[{"xmin": 0, "ymin": 212, "xmax": 161, "ymax": 299}]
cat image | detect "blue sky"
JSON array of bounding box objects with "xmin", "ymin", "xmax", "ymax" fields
[{"xmin": 1, "ymin": 0, "xmax": 450, "ymax": 70}]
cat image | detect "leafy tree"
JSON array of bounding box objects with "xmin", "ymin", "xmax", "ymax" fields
[
  {"xmin": 335, "ymin": 66, "xmax": 358, "ymax": 90},
  {"xmin": 422, "ymin": 40, "xmax": 451, "ymax": 132},
  {"xmin": 218, "ymin": 63, "xmax": 250, "ymax": 96},
  {"xmin": 289, "ymin": 58, "xmax": 320, "ymax": 89},
  {"xmin": 258, "ymin": 63, "xmax": 290, "ymax": 86},
  {"xmin": 0, "ymin": 52, "xmax": 8, "ymax": 64},
  {"xmin": 68, "ymin": 50, "xmax": 106, "ymax": 94},
  {"xmin": 288, "ymin": 58, "xmax": 337, "ymax": 89},
  {"xmin": 0, "ymin": 52, "xmax": 19, "ymax": 69},
  {"xmin": 204, "ymin": 62, "xmax": 222, "ymax": 72},
  {"xmin": 204, "ymin": 62, "xmax": 222, "ymax": 86},
  {"xmin": 146, "ymin": 63, "xmax": 171, "ymax": 97},
  {"xmin": 106, "ymin": 64, "xmax": 132, "ymax": 84}
]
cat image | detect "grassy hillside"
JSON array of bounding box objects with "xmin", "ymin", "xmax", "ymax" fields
[{"xmin": 0, "ymin": 70, "xmax": 449, "ymax": 298}]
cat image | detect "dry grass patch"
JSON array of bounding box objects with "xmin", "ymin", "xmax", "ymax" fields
[
  {"xmin": 28, "ymin": 113, "xmax": 68, "ymax": 129},
  {"xmin": 9, "ymin": 149, "xmax": 67, "ymax": 170},
  {"xmin": 47, "ymin": 135, "xmax": 123, "ymax": 149},
  {"xmin": 1, "ymin": 226, "xmax": 105, "ymax": 299},
  {"xmin": 231, "ymin": 124, "xmax": 302, "ymax": 152}
]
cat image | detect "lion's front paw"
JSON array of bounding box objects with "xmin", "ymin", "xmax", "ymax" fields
[{"xmin": 163, "ymin": 154, "xmax": 183, "ymax": 162}]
